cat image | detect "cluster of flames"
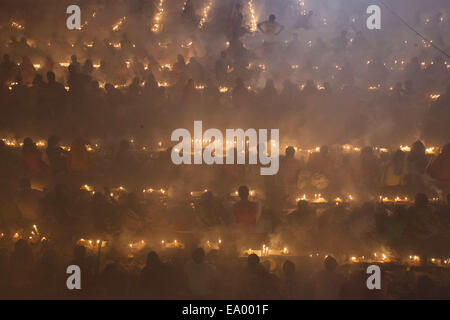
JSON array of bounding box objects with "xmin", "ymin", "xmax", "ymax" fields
[
  {"xmin": 248, "ymin": 0, "xmax": 258, "ymax": 33},
  {"xmin": 112, "ymin": 16, "xmax": 126, "ymax": 32},
  {"xmin": 379, "ymin": 196, "xmax": 410, "ymax": 203},
  {"xmin": 243, "ymin": 245, "xmax": 289, "ymax": 257},
  {"xmin": 77, "ymin": 238, "xmax": 107, "ymax": 252},
  {"xmin": 151, "ymin": 0, "xmax": 165, "ymax": 33},
  {"xmin": 10, "ymin": 21, "xmax": 24, "ymax": 30},
  {"xmin": 1, "ymin": 138, "xmax": 46, "ymax": 148},
  {"xmin": 1, "ymin": 225, "xmax": 47, "ymax": 244},
  {"xmin": 1, "ymin": 137, "xmax": 97, "ymax": 152},
  {"xmin": 199, "ymin": 0, "xmax": 214, "ymax": 29},
  {"xmin": 161, "ymin": 239, "xmax": 184, "ymax": 249},
  {"xmin": 350, "ymin": 252, "xmax": 391, "ymax": 263},
  {"xmin": 142, "ymin": 188, "xmax": 167, "ymax": 195},
  {"xmin": 298, "ymin": 0, "xmax": 307, "ymax": 16},
  {"xmin": 296, "ymin": 193, "xmax": 347, "ymax": 204}
]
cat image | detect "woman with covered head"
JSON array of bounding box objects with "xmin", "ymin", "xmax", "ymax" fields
[
  {"xmin": 427, "ymin": 143, "xmax": 450, "ymax": 184},
  {"xmin": 22, "ymin": 138, "xmax": 46, "ymax": 174}
]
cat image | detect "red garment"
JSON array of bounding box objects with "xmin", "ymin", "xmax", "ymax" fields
[
  {"xmin": 22, "ymin": 150, "xmax": 45, "ymax": 174},
  {"xmin": 428, "ymin": 154, "xmax": 450, "ymax": 182},
  {"xmin": 233, "ymin": 200, "xmax": 258, "ymax": 231}
]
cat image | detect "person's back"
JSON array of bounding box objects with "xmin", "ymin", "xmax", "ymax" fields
[
  {"xmin": 10, "ymin": 239, "xmax": 34, "ymax": 295},
  {"xmin": 280, "ymin": 147, "xmax": 302, "ymax": 195},
  {"xmin": 185, "ymin": 248, "xmax": 218, "ymax": 298},
  {"xmin": 258, "ymin": 15, "xmax": 284, "ymax": 43},
  {"xmin": 15, "ymin": 178, "xmax": 42, "ymax": 223},
  {"xmin": 314, "ymin": 256, "xmax": 345, "ymax": 299},
  {"xmin": 22, "ymin": 138, "xmax": 45, "ymax": 174},
  {"xmin": 287, "ymin": 200, "xmax": 313, "ymax": 226},
  {"xmin": 232, "ymin": 186, "xmax": 258, "ymax": 231},
  {"xmin": 140, "ymin": 251, "xmax": 170, "ymax": 298},
  {"xmin": 427, "ymin": 144, "xmax": 450, "ymax": 182},
  {"xmin": 308, "ymin": 145, "xmax": 332, "ymax": 175},
  {"xmin": 232, "ymin": 79, "xmax": 252, "ymax": 108},
  {"xmin": 381, "ymin": 150, "xmax": 406, "ymax": 187},
  {"xmin": 46, "ymin": 135, "xmax": 68, "ymax": 173},
  {"xmin": 281, "ymin": 260, "xmax": 306, "ymax": 299},
  {"xmin": 69, "ymin": 139, "xmax": 89, "ymax": 173},
  {"xmin": 238, "ymin": 254, "xmax": 280, "ymax": 299}
]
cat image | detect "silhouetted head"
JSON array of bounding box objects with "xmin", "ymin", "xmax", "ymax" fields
[
  {"xmin": 361, "ymin": 146, "xmax": 374, "ymax": 158},
  {"xmin": 46, "ymin": 71, "xmax": 56, "ymax": 83},
  {"xmin": 192, "ymin": 248, "xmax": 205, "ymax": 264},
  {"xmin": 201, "ymin": 191, "xmax": 214, "ymax": 202},
  {"xmin": 324, "ymin": 255, "xmax": 337, "ymax": 272},
  {"xmin": 441, "ymin": 143, "xmax": 450, "ymax": 155},
  {"xmin": 33, "ymin": 74, "xmax": 44, "ymax": 86},
  {"xmin": 238, "ymin": 185, "xmax": 249, "ymax": 201},
  {"xmin": 283, "ymin": 260, "xmax": 295, "ymax": 276},
  {"xmin": 105, "ymin": 83, "xmax": 114, "ymax": 92},
  {"xmin": 47, "ymin": 135, "xmax": 60, "ymax": 148},
  {"xmin": 74, "ymin": 245, "xmax": 87, "ymax": 261},
  {"xmin": 265, "ymin": 79, "xmax": 274, "ymax": 88},
  {"xmin": 146, "ymin": 251, "xmax": 161, "ymax": 267},
  {"xmin": 414, "ymin": 193, "xmax": 428, "ymax": 209},
  {"xmin": 248, "ymin": 253, "xmax": 260, "ymax": 268},
  {"xmin": 177, "ymin": 54, "xmax": 185, "ymax": 64},
  {"xmin": 14, "ymin": 239, "xmax": 31, "ymax": 256},
  {"xmin": 320, "ymin": 145, "xmax": 328, "ymax": 156},
  {"xmin": 393, "ymin": 149, "xmax": 405, "ymax": 161},
  {"xmin": 296, "ymin": 200, "xmax": 309, "ymax": 211},
  {"xmin": 411, "ymin": 140, "xmax": 425, "ymax": 155},
  {"xmin": 22, "ymin": 137, "xmax": 35, "ymax": 151},
  {"xmin": 285, "ymin": 146, "xmax": 295, "ymax": 158},
  {"xmin": 269, "ymin": 14, "xmax": 276, "ymax": 22}
]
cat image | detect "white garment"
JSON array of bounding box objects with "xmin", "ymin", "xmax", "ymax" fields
[{"xmin": 259, "ymin": 21, "xmax": 283, "ymax": 43}]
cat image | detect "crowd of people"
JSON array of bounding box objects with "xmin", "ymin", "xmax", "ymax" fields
[{"xmin": 0, "ymin": 0, "xmax": 449, "ymax": 299}]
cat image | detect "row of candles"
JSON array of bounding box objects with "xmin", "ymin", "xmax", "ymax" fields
[
  {"xmin": 6, "ymin": 56, "xmax": 447, "ymax": 108},
  {"xmin": 76, "ymin": 237, "xmax": 450, "ymax": 266},
  {"xmin": 81, "ymin": 185, "xmax": 259, "ymax": 200},
  {"xmin": 2, "ymin": 135, "xmax": 442, "ymax": 158},
  {"xmin": 80, "ymin": 184, "xmax": 442, "ymax": 206},
  {"xmin": 349, "ymin": 253, "xmax": 450, "ymax": 266},
  {"xmin": 244, "ymin": 245, "xmax": 289, "ymax": 257},
  {"xmin": 18, "ymin": 40, "xmax": 449, "ymax": 74},
  {"xmin": 5, "ymin": 228, "xmax": 447, "ymax": 267}
]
